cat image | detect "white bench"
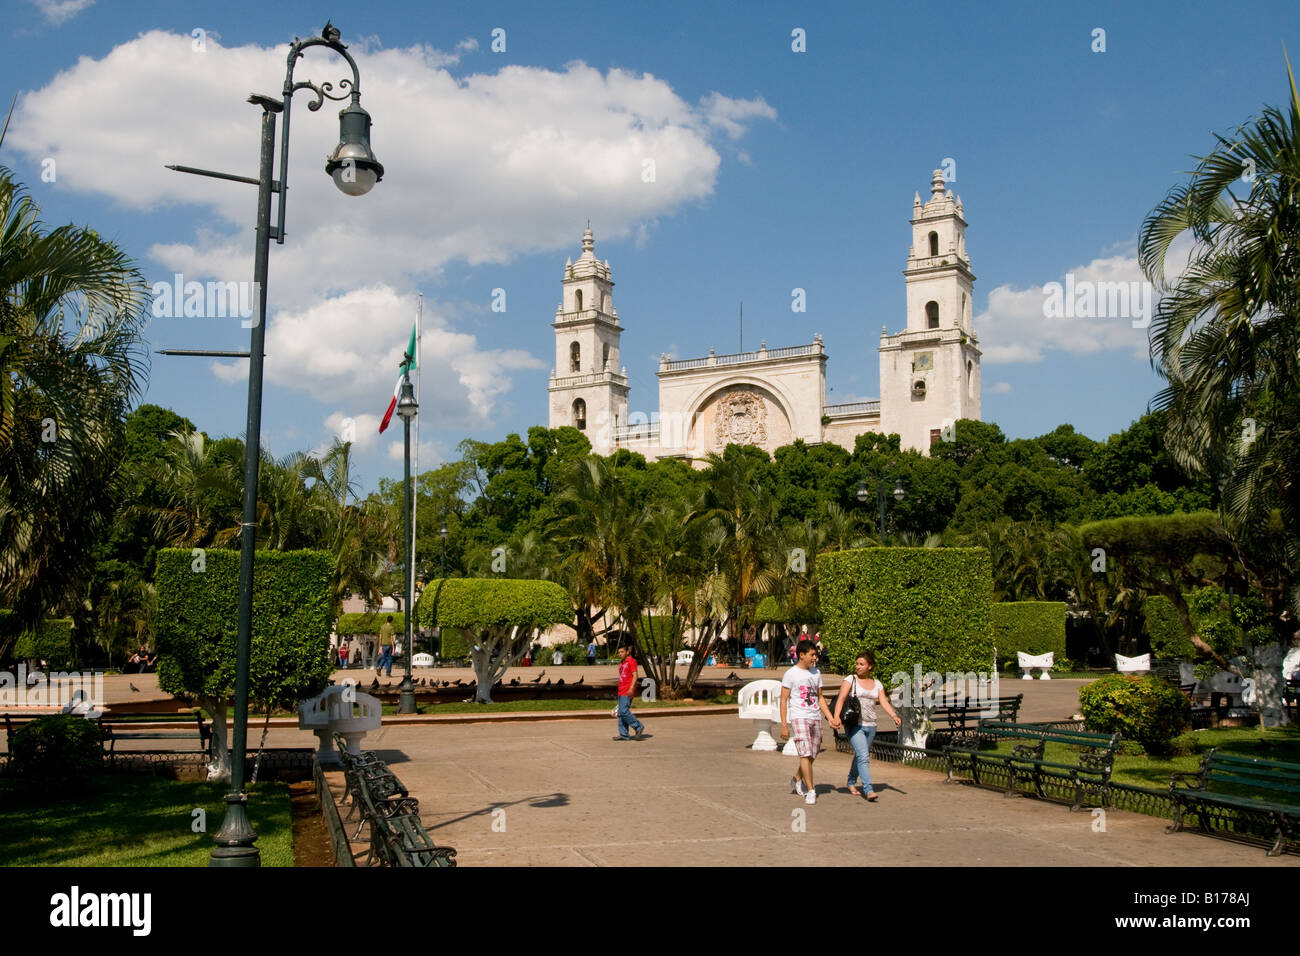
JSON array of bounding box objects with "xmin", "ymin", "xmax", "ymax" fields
[
  {"xmin": 1116, "ymin": 653, "xmax": 1150, "ymax": 673},
  {"xmin": 411, "ymin": 652, "xmax": 435, "ymax": 668},
  {"xmin": 738, "ymin": 679, "xmax": 797, "ymax": 755},
  {"xmin": 324, "ymin": 687, "xmax": 383, "ymax": 756},
  {"xmin": 1017, "ymin": 651, "xmax": 1054, "ymax": 680},
  {"xmin": 298, "ymin": 684, "xmax": 349, "ymax": 766}
]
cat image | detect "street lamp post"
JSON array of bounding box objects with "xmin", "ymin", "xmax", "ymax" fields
[
  {"xmin": 856, "ymin": 475, "xmax": 905, "ymax": 539},
  {"xmin": 396, "ymin": 375, "xmax": 419, "ymax": 714},
  {"xmin": 170, "ymin": 22, "xmax": 383, "ymax": 868}
]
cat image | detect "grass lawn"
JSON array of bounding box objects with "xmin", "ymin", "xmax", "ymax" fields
[
  {"xmin": 0, "ymin": 775, "xmax": 295, "ymax": 867},
  {"xmin": 381, "ymin": 693, "xmax": 736, "ymax": 716}
]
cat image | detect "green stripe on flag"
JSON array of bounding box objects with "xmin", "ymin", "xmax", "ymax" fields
[{"xmin": 401, "ymin": 324, "xmax": 417, "ymax": 373}]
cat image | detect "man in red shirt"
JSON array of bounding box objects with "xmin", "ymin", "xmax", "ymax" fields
[{"xmin": 614, "ymin": 644, "xmax": 647, "ymax": 741}]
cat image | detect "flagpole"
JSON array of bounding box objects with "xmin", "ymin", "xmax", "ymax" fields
[{"xmin": 412, "ymin": 294, "xmax": 422, "ymax": 649}]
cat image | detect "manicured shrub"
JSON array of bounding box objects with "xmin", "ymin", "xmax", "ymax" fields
[
  {"xmin": 989, "ymin": 602, "xmax": 1066, "ymax": 671},
  {"xmin": 11, "ymin": 714, "xmax": 103, "ymax": 795},
  {"xmin": 819, "ymin": 547, "xmax": 994, "ymax": 681},
  {"xmin": 1078, "ymin": 674, "xmax": 1191, "ymax": 755},
  {"xmin": 13, "ymin": 619, "xmax": 75, "ymax": 668},
  {"xmin": 336, "ymin": 612, "xmax": 405, "ymax": 637},
  {"xmin": 154, "ymin": 548, "xmax": 334, "ymax": 711}
]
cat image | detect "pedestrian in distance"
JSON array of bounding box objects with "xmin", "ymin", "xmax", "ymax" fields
[
  {"xmin": 780, "ymin": 638, "xmax": 839, "ymax": 804},
  {"xmin": 612, "ymin": 643, "xmax": 647, "ymax": 741},
  {"xmin": 377, "ymin": 615, "xmax": 396, "ymax": 678},
  {"xmin": 832, "ymin": 650, "xmax": 901, "ymax": 801}
]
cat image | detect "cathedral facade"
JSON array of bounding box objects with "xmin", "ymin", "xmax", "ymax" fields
[{"xmin": 546, "ymin": 170, "xmax": 982, "ymax": 460}]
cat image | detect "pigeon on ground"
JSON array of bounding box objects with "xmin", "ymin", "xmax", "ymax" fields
[
  {"xmin": 453, "ymin": 678, "xmax": 464, "ymax": 686},
  {"xmin": 129, "ymin": 683, "xmax": 140, "ymax": 692},
  {"xmin": 509, "ymin": 678, "xmax": 520, "ymax": 686},
  {"xmin": 575, "ymin": 676, "xmax": 585, "ymax": 686},
  {"xmin": 532, "ymin": 670, "xmax": 546, "ymax": 683},
  {"xmin": 441, "ymin": 680, "xmax": 450, "ymax": 687},
  {"xmin": 556, "ymin": 678, "xmax": 566, "ymax": 688},
  {"xmin": 727, "ymin": 672, "xmax": 741, "ymax": 681},
  {"xmin": 544, "ymin": 679, "xmax": 552, "ymax": 687}
]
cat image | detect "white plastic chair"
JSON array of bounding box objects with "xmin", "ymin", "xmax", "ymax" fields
[
  {"xmin": 738, "ymin": 679, "xmax": 796, "ymax": 754},
  {"xmin": 411, "ymin": 652, "xmax": 434, "ymax": 668}
]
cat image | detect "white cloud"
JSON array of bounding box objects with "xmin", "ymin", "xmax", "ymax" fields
[
  {"xmin": 10, "ymin": 32, "xmax": 775, "ymax": 303},
  {"xmin": 11, "ymin": 32, "xmax": 774, "ymax": 433},
  {"xmin": 989, "ymin": 381, "xmax": 1012, "ymax": 394},
  {"xmin": 698, "ymin": 92, "xmax": 778, "ymax": 140},
  {"xmin": 210, "ymin": 285, "xmax": 542, "ymax": 427},
  {"xmin": 977, "ymin": 235, "xmax": 1195, "ymax": 364},
  {"xmin": 28, "ymin": 0, "xmax": 94, "ymax": 26},
  {"xmin": 387, "ymin": 439, "xmax": 446, "ymax": 465}
]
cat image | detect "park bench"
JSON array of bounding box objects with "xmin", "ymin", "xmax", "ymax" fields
[
  {"xmin": 100, "ymin": 712, "xmax": 211, "ymax": 763},
  {"xmin": 926, "ymin": 694, "xmax": 1023, "ymax": 746},
  {"xmin": 946, "ymin": 720, "xmax": 1120, "ymax": 811},
  {"xmin": 333, "ymin": 735, "xmax": 456, "ymax": 867},
  {"xmin": 1166, "ymin": 748, "xmax": 1300, "ymax": 856}
]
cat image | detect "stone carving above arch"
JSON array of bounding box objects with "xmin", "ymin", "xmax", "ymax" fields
[{"xmin": 714, "ymin": 389, "xmax": 768, "ymax": 448}]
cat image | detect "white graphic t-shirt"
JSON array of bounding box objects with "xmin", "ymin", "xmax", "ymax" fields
[{"xmin": 782, "ymin": 666, "xmax": 823, "ymax": 721}]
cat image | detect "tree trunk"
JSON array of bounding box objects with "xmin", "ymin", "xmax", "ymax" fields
[
  {"xmin": 896, "ymin": 704, "xmax": 931, "ymax": 751},
  {"xmin": 203, "ymin": 695, "xmax": 230, "ymax": 782}
]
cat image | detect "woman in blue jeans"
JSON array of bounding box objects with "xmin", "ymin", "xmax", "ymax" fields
[{"xmin": 832, "ymin": 650, "xmax": 901, "ymax": 801}]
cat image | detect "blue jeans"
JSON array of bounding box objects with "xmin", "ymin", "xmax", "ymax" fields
[
  {"xmin": 377, "ymin": 646, "xmax": 393, "ymax": 677},
  {"xmin": 616, "ymin": 695, "xmax": 643, "ymax": 738},
  {"xmin": 847, "ymin": 724, "xmax": 877, "ymax": 791}
]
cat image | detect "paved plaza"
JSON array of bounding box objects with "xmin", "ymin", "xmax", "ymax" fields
[
  {"xmin": 7, "ymin": 670, "xmax": 1295, "ymax": 866},
  {"xmin": 327, "ymin": 709, "xmax": 1294, "ymax": 867}
]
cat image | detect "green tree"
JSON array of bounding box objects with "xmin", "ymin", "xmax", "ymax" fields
[
  {"xmin": 0, "ymin": 168, "xmax": 150, "ymax": 646},
  {"xmin": 1138, "ymin": 61, "xmax": 1300, "ymax": 608}
]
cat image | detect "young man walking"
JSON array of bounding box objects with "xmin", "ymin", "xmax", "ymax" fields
[
  {"xmin": 613, "ymin": 644, "xmax": 647, "ymax": 741},
  {"xmin": 780, "ymin": 638, "xmax": 839, "ymax": 804},
  {"xmin": 377, "ymin": 615, "xmax": 396, "ymax": 678}
]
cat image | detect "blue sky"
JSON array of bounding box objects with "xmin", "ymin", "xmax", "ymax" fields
[{"xmin": 4, "ymin": 0, "xmax": 1297, "ymax": 493}]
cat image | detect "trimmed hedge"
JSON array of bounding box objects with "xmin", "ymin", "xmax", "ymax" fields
[
  {"xmin": 13, "ymin": 618, "xmax": 75, "ymax": 668},
  {"xmin": 820, "ymin": 547, "xmax": 994, "ymax": 681},
  {"xmin": 439, "ymin": 628, "xmax": 469, "ymax": 659},
  {"xmin": 154, "ymin": 548, "xmax": 333, "ymax": 709},
  {"xmin": 416, "ymin": 578, "xmax": 571, "ymax": 630},
  {"xmin": 989, "ymin": 602, "xmax": 1066, "ymax": 669},
  {"xmin": 336, "ymin": 612, "xmax": 405, "ymax": 637},
  {"xmin": 754, "ymin": 596, "xmax": 822, "ymax": 626}
]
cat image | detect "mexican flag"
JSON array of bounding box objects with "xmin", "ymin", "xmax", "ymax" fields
[{"xmin": 378, "ymin": 324, "xmax": 417, "ymax": 434}]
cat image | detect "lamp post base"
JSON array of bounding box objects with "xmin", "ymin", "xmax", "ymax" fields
[
  {"xmin": 398, "ymin": 676, "xmax": 417, "ymax": 714},
  {"xmin": 209, "ymin": 793, "xmax": 260, "ymax": 867}
]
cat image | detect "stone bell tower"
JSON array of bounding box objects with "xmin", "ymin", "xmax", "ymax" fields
[
  {"xmin": 879, "ymin": 169, "xmax": 982, "ymax": 453},
  {"xmin": 547, "ymin": 226, "xmax": 629, "ymax": 454}
]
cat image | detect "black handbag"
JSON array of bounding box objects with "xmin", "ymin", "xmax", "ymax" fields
[{"xmin": 841, "ymin": 676, "xmax": 862, "ymax": 727}]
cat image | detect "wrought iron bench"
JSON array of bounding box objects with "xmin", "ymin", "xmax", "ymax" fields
[
  {"xmin": 101, "ymin": 711, "xmax": 211, "ymax": 763},
  {"xmin": 333, "ymin": 734, "xmax": 456, "ymax": 867},
  {"xmin": 926, "ymin": 694, "xmax": 1024, "ymax": 746},
  {"xmin": 945, "ymin": 720, "xmax": 1120, "ymax": 811},
  {"xmin": 1167, "ymin": 748, "xmax": 1300, "ymax": 856}
]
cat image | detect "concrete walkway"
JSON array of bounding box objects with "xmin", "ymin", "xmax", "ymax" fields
[{"xmin": 329, "ymin": 710, "xmax": 1296, "ymax": 867}]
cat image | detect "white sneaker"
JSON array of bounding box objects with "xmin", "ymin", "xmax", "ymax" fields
[
  {"xmin": 790, "ymin": 776, "xmax": 807, "ymax": 796},
  {"xmin": 805, "ymin": 790, "xmax": 817, "ymax": 805}
]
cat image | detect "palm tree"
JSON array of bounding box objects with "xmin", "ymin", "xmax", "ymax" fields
[
  {"xmin": 1138, "ymin": 60, "xmax": 1300, "ymax": 611},
  {"xmin": 0, "ymin": 168, "xmax": 150, "ymax": 644}
]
